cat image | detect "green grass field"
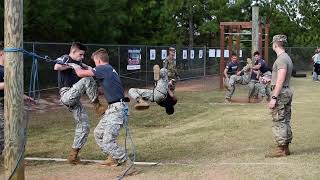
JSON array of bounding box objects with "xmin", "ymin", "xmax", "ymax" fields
[{"xmin": 3, "ymin": 77, "xmax": 320, "ymax": 179}]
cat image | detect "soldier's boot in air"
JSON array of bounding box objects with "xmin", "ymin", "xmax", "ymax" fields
[
  {"xmin": 153, "ymin": 65, "xmax": 160, "ymax": 81},
  {"xmin": 93, "ymin": 100, "xmax": 108, "ymax": 116},
  {"xmin": 134, "ymin": 98, "xmax": 150, "ymax": 110},
  {"xmin": 100, "ymin": 156, "xmax": 119, "ymax": 167},
  {"xmin": 67, "ymin": 148, "xmax": 81, "ymax": 165},
  {"xmin": 265, "ymin": 145, "xmax": 289, "ymax": 158},
  {"xmin": 169, "ymin": 79, "xmax": 176, "ymax": 91}
]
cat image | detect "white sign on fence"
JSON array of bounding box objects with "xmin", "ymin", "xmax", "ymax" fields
[
  {"xmin": 216, "ymin": 49, "xmax": 221, "ymax": 57},
  {"xmin": 224, "ymin": 50, "xmax": 229, "ymax": 58},
  {"xmin": 190, "ymin": 50, "xmax": 195, "ymax": 59},
  {"xmin": 199, "ymin": 50, "xmax": 203, "ymax": 59},
  {"xmin": 150, "ymin": 49, "xmax": 156, "ymax": 60},
  {"xmin": 161, "ymin": 50, "xmax": 167, "ymax": 59},
  {"xmin": 183, "ymin": 50, "xmax": 188, "ymax": 59},
  {"xmin": 209, "ymin": 49, "xmax": 215, "ymax": 57}
]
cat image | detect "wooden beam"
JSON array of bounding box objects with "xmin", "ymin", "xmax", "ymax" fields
[
  {"xmin": 264, "ymin": 23, "xmax": 270, "ymax": 63},
  {"xmin": 251, "ymin": 4, "xmax": 259, "ymax": 57},
  {"xmin": 219, "ymin": 25, "xmax": 225, "ymax": 90},
  {"xmin": 4, "ymin": 0, "xmax": 25, "ymax": 179},
  {"xmin": 236, "ymin": 26, "xmax": 241, "ymax": 59},
  {"xmin": 259, "ymin": 23, "xmax": 263, "ymax": 54},
  {"xmin": 220, "ymin": 22, "xmax": 252, "ymax": 29}
]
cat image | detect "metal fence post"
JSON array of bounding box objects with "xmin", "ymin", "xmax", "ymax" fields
[
  {"xmin": 204, "ymin": 46, "xmax": 206, "ymax": 77},
  {"xmin": 118, "ymin": 46, "xmax": 121, "ymax": 76},
  {"xmin": 145, "ymin": 46, "xmax": 148, "ymax": 87}
]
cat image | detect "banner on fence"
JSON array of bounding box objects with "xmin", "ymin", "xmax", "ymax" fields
[{"xmin": 127, "ymin": 49, "xmax": 141, "ymax": 70}]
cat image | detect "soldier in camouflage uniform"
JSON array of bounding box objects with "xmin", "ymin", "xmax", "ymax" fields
[
  {"xmin": 129, "ymin": 67, "xmax": 177, "ymax": 115},
  {"xmin": 224, "ymin": 55, "xmax": 252, "ymax": 102},
  {"xmin": 248, "ymin": 51, "xmax": 272, "ymax": 102},
  {"xmin": 54, "ymin": 42, "xmax": 107, "ymax": 164},
  {"xmin": 69, "ymin": 48, "xmax": 136, "ymax": 174},
  {"xmin": 163, "ymin": 47, "xmax": 179, "ymax": 90},
  {"xmin": 266, "ymin": 35, "xmax": 293, "ymax": 158}
]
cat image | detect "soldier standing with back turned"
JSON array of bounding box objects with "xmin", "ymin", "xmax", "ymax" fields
[{"xmin": 265, "ymin": 35, "xmax": 293, "ymax": 158}]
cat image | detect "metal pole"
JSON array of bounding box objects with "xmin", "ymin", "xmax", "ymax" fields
[
  {"xmin": 145, "ymin": 46, "xmax": 148, "ymax": 87},
  {"xmin": 203, "ymin": 46, "xmax": 206, "ymax": 77},
  {"xmin": 4, "ymin": 0, "xmax": 25, "ymax": 179},
  {"xmin": 118, "ymin": 46, "xmax": 121, "ymax": 76}
]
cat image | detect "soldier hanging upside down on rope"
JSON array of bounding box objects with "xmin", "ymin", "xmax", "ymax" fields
[{"xmin": 129, "ymin": 65, "xmax": 177, "ymax": 115}]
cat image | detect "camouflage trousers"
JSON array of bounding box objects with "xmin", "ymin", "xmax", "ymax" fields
[
  {"xmin": 0, "ymin": 102, "xmax": 3, "ymax": 155},
  {"xmin": 94, "ymin": 102, "xmax": 129, "ymax": 163},
  {"xmin": 225, "ymin": 73, "xmax": 251, "ymax": 99},
  {"xmin": 271, "ymin": 88, "xmax": 293, "ymax": 146},
  {"xmin": 60, "ymin": 77, "xmax": 98, "ymax": 149},
  {"xmin": 129, "ymin": 68, "xmax": 168, "ymax": 103},
  {"xmin": 247, "ymin": 80, "xmax": 271, "ymax": 98}
]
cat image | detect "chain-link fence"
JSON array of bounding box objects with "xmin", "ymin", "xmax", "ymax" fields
[{"xmin": 22, "ymin": 42, "xmax": 317, "ymax": 92}]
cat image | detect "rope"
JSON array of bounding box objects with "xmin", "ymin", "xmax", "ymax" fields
[
  {"xmin": 117, "ymin": 107, "xmax": 136, "ymax": 180},
  {"xmin": 3, "ymin": 48, "xmax": 57, "ymax": 63}
]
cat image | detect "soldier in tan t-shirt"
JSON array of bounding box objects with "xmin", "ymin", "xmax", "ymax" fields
[
  {"xmin": 265, "ymin": 35, "xmax": 294, "ymax": 158},
  {"xmin": 163, "ymin": 47, "xmax": 179, "ymax": 90}
]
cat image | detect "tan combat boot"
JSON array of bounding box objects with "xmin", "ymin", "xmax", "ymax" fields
[
  {"xmin": 283, "ymin": 144, "xmax": 291, "ymax": 155},
  {"xmin": 67, "ymin": 148, "xmax": 81, "ymax": 165},
  {"xmin": 100, "ymin": 156, "xmax": 119, "ymax": 167},
  {"xmin": 265, "ymin": 145, "xmax": 288, "ymax": 158},
  {"xmin": 134, "ymin": 98, "xmax": 150, "ymax": 110},
  {"xmin": 93, "ymin": 102, "xmax": 108, "ymax": 116},
  {"xmin": 119, "ymin": 158, "xmax": 139, "ymax": 176},
  {"xmin": 224, "ymin": 98, "xmax": 231, "ymax": 103}
]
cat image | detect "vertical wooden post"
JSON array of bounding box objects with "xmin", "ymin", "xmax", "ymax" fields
[
  {"xmin": 236, "ymin": 26, "xmax": 240, "ymax": 59},
  {"xmin": 259, "ymin": 23, "xmax": 263, "ymax": 54},
  {"xmin": 252, "ymin": 3, "xmax": 259, "ymax": 57},
  {"xmin": 228, "ymin": 32, "xmax": 233, "ymax": 58},
  {"xmin": 264, "ymin": 23, "xmax": 270, "ymax": 63},
  {"xmin": 4, "ymin": 0, "xmax": 25, "ymax": 179},
  {"xmin": 219, "ymin": 25, "xmax": 225, "ymax": 90}
]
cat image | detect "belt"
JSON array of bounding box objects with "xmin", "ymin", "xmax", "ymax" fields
[
  {"xmin": 271, "ymin": 85, "xmax": 289, "ymax": 91},
  {"xmin": 109, "ymin": 97, "xmax": 130, "ymax": 105}
]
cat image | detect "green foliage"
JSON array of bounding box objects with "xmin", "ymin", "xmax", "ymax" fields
[{"xmin": 0, "ymin": 0, "xmax": 319, "ymax": 46}]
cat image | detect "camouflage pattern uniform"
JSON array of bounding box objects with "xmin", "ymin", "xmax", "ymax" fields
[
  {"xmin": 248, "ymin": 71, "xmax": 272, "ymax": 99},
  {"xmin": 225, "ymin": 62, "xmax": 252, "ymax": 99},
  {"xmin": 270, "ymin": 52, "xmax": 293, "ymax": 146},
  {"xmin": 129, "ymin": 68, "xmax": 168, "ymax": 103},
  {"xmin": 94, "ymin": 102, "xmax": 129, "ymax": 163},
  {"xmin": 163, "ymin": 56, "xmax": 178, "ymax": 89},
  {"xmin": 60, "ymin": 77, "xmax": 98, "ymax": 149}
]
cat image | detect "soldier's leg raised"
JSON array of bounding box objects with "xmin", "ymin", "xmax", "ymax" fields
[
  {"xmin": 128, "ymin": 88, "xmax": 153, "ymax": 110},
  {"xmin": 60, "ymin": 77, "xmax": 106, "ymax": 115}
]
